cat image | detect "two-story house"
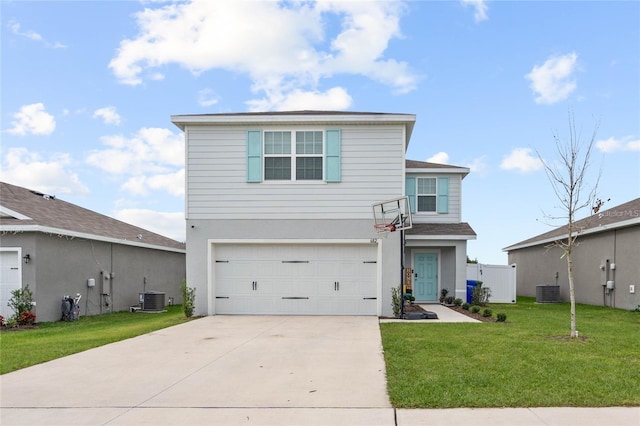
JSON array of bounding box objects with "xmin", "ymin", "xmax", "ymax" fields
[{"xmin": 171, "ymin": 111, "xmax": 476, "ymax": 317}]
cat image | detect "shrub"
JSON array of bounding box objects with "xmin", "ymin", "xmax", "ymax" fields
[
  {"xmin": 0, "ymin": 314, "xmax": 4, "ymax": 326},
  {"xmin": 439, "ymin": 288, "xmax": 449, "ymax": 304},
  {"xmin": 391, "ymin": 286, "xmax": 401, "ymax": 317},
  {"xmin": 497, "ymin": 313, "xmax": 507, "ymax": 322},
  {"xmin": 482, "ymin": 308, "xmax": 493, "ymax": 318},
  {"xmin": 444, "ymin": 296, "xmax": 455, "ymax": 305},
  {"xmin": 462, "ymin": 302, "xmax": 470, "ymax": 310},
  {"xmin": 454, "ymin": 298, "xmax": 463, "ymax": 306},
  {"xmin": 180, "ymin": 280, "xmax": 196, "ymax": 318},
  {"xmin": 18, "ymin": 311, "xmax": 36, "ymax": 325},
  {"xmin": 8, "ymin": 285, "xmax": 34, "ymax": 322},
  {"xmin": 471, "ymin": 305, "xmax": 480, "ymax": 314},
  {"xmin": 471, "ymin": 282, "xmax": 491, "ymax": 306}
]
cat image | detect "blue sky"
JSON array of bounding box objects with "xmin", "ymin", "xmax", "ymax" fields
[{"xmin": 2, "ymin": 0, "xmax": 639, "ymax": 264}]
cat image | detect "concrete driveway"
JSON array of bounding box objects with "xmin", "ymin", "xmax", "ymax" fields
[{"xmin": 1, "ymin": 316, "xmax": 393, "ymax": 425}]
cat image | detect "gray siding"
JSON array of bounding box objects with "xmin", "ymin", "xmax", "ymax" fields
[
  {"xmin": 186, "ymin": 125, "xmax": 406, "ymax": 220},
  {"xmin": 1, "ymin": 233, "xmax": 185, "ymax": 322},
  {"xmin": 508, "ymin": 225, "xmax": 640, "ymax": 310}
]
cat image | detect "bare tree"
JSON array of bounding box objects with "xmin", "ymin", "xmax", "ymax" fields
[{"xmin": 537, "ymin": 111, "xmax": 601, "ymax": 338}]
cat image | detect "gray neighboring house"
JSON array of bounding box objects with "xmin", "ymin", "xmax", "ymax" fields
[
  {"xmin": 503, "ymin": 198, "xmax": 640, "ymax": 311},
  {"xmin": 171, "ymin": 110, "xmax": 476, "ymax": 318},
  {"xmin": 0, "ymin": 182, "xmax": 186, "ymax": 322}
]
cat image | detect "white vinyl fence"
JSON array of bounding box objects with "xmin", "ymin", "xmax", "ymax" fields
[{"xmin": 467, "ymin": 263, "xmax": 517, "ymax": 303}]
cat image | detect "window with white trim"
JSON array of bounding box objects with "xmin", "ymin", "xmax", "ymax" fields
[
  {"xmin": 417, "ymin": 177, "xmax": 437, "ymax": 212},
  {"xmin": 264, "ymin": 130, "xmax": 323, "ymax": 181}
]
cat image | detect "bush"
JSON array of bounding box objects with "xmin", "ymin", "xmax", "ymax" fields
[
  {"xmin": 180, "ymin": 280, "xmax": 196, "ymax": 318},
  {"xmin": 8, "ymin": 284, "xmax": 34, "ymax": 321},
  {"xmin": 471, "ymin": 281, "xmax": 491, "ymax": 306},
  {"xmin": 496, "ymin": 313, "xmax": 507, "ymax": 322},
  {"xmin": 454, "ymin": 298, "xmax": 463, "ymax": 306},
  {"xmin": 482, "ymin": 308, "xmax": 493, "ymax": 318},
  {"xmin": 0, "ymin": 314, "xmax": 4, "ymax": 326},
  {"xmin": 391, "ymin": 286, "xmax": 401, "ymax": 317},
  {"xmin": 471, "ymin": 305, "xmax": 480, "ymax": 314},
  {"xmin": 462, "ymin": 303, "xmax": 470, "ymax": 310},
  {"xmin": 19, "ymin": 311, "xmax": 36, "ymax": 325}
]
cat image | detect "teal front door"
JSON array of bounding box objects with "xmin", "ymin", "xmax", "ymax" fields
[{"xmin": 413, "ymin": 253, "xmax": 438, "ymax": 302}]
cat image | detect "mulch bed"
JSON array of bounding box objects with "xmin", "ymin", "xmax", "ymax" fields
[{"xmin": 393, "ymin": 303, "xmax": 497, "ymax": 322}]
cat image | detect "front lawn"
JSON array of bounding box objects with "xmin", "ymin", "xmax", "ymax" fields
[
  {"xmin": 0, "ymin": 305, "xmax": 194, "ymax": 374},
  {"xmin": 380, "ymin": 297, "xmax": 640, "ymax": 408}
]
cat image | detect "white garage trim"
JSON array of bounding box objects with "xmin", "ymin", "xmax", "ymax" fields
[
  {"xmin": 0, "ymin": 247, "xmax": 23, "ymax": 319},
  {"xmin": 207, "ymin": 239, "xmax": 382, "ymax": 316}
]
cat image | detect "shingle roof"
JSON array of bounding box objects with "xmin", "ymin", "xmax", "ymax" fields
[
  {"xmin": 0, "ymin": 182, "xmax": 185, "ymax": 251},
  {"xmin": 503, "ymin": 198, "xmax": 640, "ymax": 251},
  {"xmin": 405, "ymin": 222, "xmax": 477, "ymax": 238},
  {"xmin": 405, "ymin": 159, "xmax": 468, "ymax": 170}
]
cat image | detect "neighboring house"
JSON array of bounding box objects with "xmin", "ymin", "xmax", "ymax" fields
[
  {"xmin": 171, "ymin": 110, "xmax": 476, "ymax": 317},
  {"xmin": 503, "ymin": 198, "xmax": 640, "ymax": 311},
  {"xmin": 0, "ymin": 182, "xmax": 186, "ymax": 322}
]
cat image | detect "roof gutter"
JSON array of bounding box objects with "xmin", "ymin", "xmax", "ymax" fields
[
  {"xmin": 502, "ymin": 216, "xmax": 640, "ymax": 252},
  {"xmin": 0, "ymin": 224, "xmax": 186, "ymax": 254}
]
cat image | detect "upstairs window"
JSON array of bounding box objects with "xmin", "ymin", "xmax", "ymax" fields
[
  {"xmin": 247, "ymin": 129, "xmax": 340, "ymax": 183},
  {"xmin": 417, "ymin": 178, "xmax": 437, "ymax": 212},
  {"xmin": 405, "ymin": 176, "xmax": 449, "ymax": 214},
  {"xmin": 264, "ymin": 130, "xmax": 323, "ymax": 181}
]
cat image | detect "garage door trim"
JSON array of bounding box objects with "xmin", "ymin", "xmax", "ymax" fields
[{"xmin": 208, "ymin": 239, "xmax": 382, "ymax": 316}]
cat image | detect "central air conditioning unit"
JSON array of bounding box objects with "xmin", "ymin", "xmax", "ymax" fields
[
  {"xmin": 536, "ymin": 285, "xmax": 560, "ymax": 303},
  {"xmin": 139, "ymin": 291, "xmax": 166, "ymax": 311}
]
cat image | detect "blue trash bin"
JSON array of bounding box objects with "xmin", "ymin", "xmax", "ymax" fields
[{"xmin": 466, "ymin": 280, "xmax": 478, "ymax": 304}]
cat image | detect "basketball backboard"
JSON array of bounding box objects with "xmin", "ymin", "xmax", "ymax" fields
[{"xmin": 372, "ymin": 196, "xmax": 412, "ymax": 234}]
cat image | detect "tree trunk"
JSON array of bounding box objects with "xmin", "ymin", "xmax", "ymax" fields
[{"xmin": 567, "ymin": 250, "xmax": 577, "ymax": 338}]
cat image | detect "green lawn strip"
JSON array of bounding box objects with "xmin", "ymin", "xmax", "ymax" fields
[
  {"xmin": 0, "ymin": 305, "xmax": 195, "ymax": 374},
  {"xmin": 381, "ymin": 297, "xmax": 640, "ymax": 408}
]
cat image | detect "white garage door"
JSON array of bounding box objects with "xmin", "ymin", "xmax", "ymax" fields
[
  {"xmin": 214, "ymin": 244, "xmax": 378, "ymax": 315},
  {"xmin": 0, "ymin": 250, "xmax": 22, "ymax": 319}
]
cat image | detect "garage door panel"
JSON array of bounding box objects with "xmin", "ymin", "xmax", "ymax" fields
[{"xmin": 214, "ymin": 243, "xmax": 377, "ymax": 315}]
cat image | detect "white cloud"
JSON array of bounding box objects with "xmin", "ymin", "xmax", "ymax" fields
[
  {"xmin": 93, "ymin": 106, "xmax": 122, "ymax": 125},
  {"xmin": 7, "ymin": 103, "xmax": 56, "ymax": 136},
  {"xmin": 596, "ymin": 136, "xmax": 640, "ymax": 153},
  {"xmin": 464, "ymin": 156, "xmax": 489, "ymax": 176},
  {"xmin": 426, "ymin": 152, "xmax": 450, "ymax": 164},
  {"xmin": 197, "ymin": 88, "xmax": 219, "ymax": 107},
  {"xmin": 86, "ymin": 127, "xmax": 184, "ymax": 196},
  {"xmin": 525, "ymin": 52, "xmax": 578, "ymax": 104},
  {"xmin": 500, "ymin": 148, "xmax": 543, "ymax": 173},
  {"xmin": 114, "ymin": 209, "xmax": 185, "ymax": 242},
  {"xmin": 1, "ymin": 148, "xmax": 90, "ymax": 195},
  {"xmin": 461, "ymin": 0, "xmax": 489, "ymax": 23},
  {"xmin": 109, "ymin": 1, "xmax": 417, "ymax": 107},
  {"xmin": 246, "ymin": 87, "xmax": 352, "ymax": 112},
  {"xmin": 122, "ymin": 169, "xmax": 185, "ymax": 197},
  {"xmin": 8, "ymin": 19, "xmax": 67, "ymax": 48},
  {"xmin": 8, "ymin": 19, "xmax": 42, "ymax": 41}
]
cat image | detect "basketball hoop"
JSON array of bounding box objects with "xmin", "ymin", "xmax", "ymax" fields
[
  {"xmin": 374, "ymin": 223, "xmax": 396, "ymax": 233},
  {"xmin": 372, "ymin": 196, "xmax": 412, "ymax": 236}
]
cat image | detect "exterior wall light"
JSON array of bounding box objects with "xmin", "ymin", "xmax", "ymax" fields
[{"xmin": 23, "ymin": 254, "xmax": 31, "ymax": 264}]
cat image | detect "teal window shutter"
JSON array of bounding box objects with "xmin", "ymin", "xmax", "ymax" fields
[
  {"xmin": 247, "ymin": 130, "xmax": 262, "ymax": 182},
  {"xmin": 405, "ymin": 177, "xmax": 416, "ymax": 213},
  {"xmin": 437, "ymin": 177, "xmax": 449, "ymax": 214},
  {"xmin": 325, "ymin": 129, "xmax": 341, "ymax": 182}
]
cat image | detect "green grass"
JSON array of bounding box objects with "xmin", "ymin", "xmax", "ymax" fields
[
  {"xmin": 381, "ymin": 297, "xmax": 640, "ymax": 408},
  {"xmin": 0, "ymin": 305, "xmax": 194, "ymax": 374}
]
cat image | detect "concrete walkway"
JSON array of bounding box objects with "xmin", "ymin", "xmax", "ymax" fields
[{"xmin": 2, "ymin": 314, "xmax": 638, "ymax": 425}]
